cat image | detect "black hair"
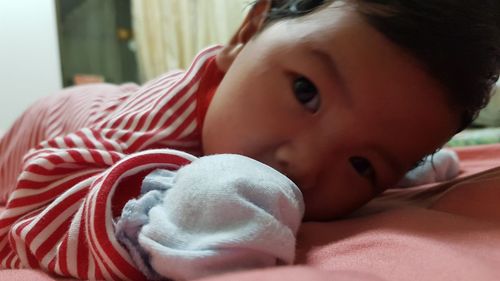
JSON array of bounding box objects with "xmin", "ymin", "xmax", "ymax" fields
[{"xmin": 257, "ymin": 0, "xmax": 500, "ymax": 132}]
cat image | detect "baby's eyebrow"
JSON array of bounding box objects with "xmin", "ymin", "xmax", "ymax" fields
[{"xmin": 309, "ymin": 48, "xmax": 351, "ymax": 104}]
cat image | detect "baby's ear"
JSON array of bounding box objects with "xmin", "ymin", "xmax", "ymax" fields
[{"xmin": 216, "ymin": 0, "xmax": 271, "ymax": 72}]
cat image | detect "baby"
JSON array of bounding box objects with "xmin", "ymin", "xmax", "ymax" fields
[{"xmin": 0, "ymin": 0, "xmax": 498, "ymax": 280}]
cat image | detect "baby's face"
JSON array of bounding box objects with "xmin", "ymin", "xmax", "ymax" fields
[{"xmin": 202, "ymin": 3, "xmax": 458, "ymax": 221}]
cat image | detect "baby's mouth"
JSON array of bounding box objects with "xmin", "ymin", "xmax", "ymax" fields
[{"xmin": 285, "ymin": 174, "xmax": 316, "ymax": 193}]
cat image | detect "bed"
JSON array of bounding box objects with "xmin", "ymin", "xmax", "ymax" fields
[{"xmin": 1, "ymin": 142, "xmax": 499, "ymax": 281}]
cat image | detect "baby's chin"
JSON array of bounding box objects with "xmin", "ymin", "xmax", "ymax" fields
[
  {"xmin": 302, "ymin": 208, "xmax": 356, "ymax": 222},
  {"xmin": 301, "ymin": 195, "xmax": 370, "ymax": 222}
]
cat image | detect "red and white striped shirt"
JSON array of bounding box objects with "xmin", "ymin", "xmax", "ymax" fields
[{"xmin": 0, "ymin": 46, "xmax": 225, "ymax": 280}]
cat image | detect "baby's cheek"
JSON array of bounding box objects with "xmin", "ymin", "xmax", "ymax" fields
[
  {"xmin": 202, "ymin": 132, "xmax": 247, "ymax": 156},
  {"xmin": 202, "ymin": 120, "xmax": 234, "ymax": 155}
]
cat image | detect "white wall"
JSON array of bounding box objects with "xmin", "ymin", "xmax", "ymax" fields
[{"xmin": 0, "ymin": 0, "xmax": 62, "ymax": 131}]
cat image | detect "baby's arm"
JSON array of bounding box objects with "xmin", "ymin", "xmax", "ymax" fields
[
  {"xmin": 0, "ymin": 146, "xmax": 195, "ymax": 280},
  {"xmin": 116, "ymin": 154, "xmax": 305, "ymax": 281}
]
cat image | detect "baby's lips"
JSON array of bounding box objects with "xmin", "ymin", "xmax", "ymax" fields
[{"xmin": 287, "ymin": 173, "xmax": 316, "ymax": 193}]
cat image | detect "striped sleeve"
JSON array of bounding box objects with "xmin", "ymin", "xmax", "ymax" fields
[
  {"xmin": 0, "ymin": 46, "xmax": 224, "ymax": 279},
  {"xmin": 0, "ymin": 45, "xmax": 223, "ymax": 203},
  {"xmin": 1, "ymin": 147, "xmax": 196, "ymax": 280}
]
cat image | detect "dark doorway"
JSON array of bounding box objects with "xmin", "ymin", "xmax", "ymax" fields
[{"xmin": 55, "ymin": 0, "xmax": 138, "ymax": 86}]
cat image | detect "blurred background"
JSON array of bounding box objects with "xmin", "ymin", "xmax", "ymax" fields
[
  {"xmin": 0, "ymin": 0, "xmax": 248, "ymax": 130},
  {"xmin": 1, "ymin": 0, "xmax": 498, "ymax": 143}
]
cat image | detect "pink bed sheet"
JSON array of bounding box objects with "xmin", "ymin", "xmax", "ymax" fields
[{"xmin": 2, "ymin": 144, "xmax": 500, "ymax": 281}]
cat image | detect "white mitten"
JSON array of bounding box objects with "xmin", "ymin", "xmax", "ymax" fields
[
  {"xmin": 397, "ymin": 148, "xmax": 460, "ymax": 187},
  {"xmin": 116, "ymin": 154, "xmax": 304, "ymax": 280}
]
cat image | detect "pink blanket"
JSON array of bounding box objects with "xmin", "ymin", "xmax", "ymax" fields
[{"xmin": 3, "ymin": 144, "xmax": 500, "ymax": 281}]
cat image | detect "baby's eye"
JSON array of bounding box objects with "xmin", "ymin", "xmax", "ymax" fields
[
  {"xmin": 349, "ymin": 156, "xmax": 376, "ymax": 182},
  {"xmin": 293, "ymin": 76, "xmax": 321, "ymax": 112}
]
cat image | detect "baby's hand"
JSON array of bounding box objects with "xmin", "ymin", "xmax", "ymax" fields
[
  {"xmin": 397, "ymin": 148, "xmax": 460, "ymax": 187},
  {"xmin": 116, "ymin": 154, "xmax": 304, "ymax": 281}
]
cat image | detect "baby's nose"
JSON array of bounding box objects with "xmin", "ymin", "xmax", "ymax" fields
[{"xmin": 274, "ymin": 143, "xmax": 325, "ymax": 191}]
